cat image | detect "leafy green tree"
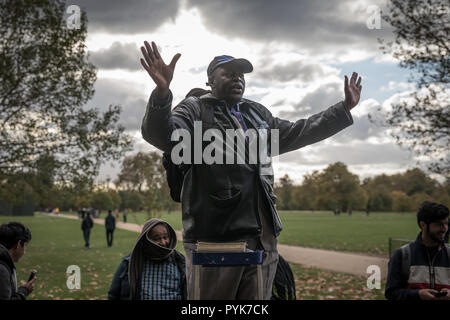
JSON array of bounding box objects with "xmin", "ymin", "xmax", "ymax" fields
[
  {"xmin": 57, "ymin": 186, "xmax": 78, "ymax": 211},
  {"xmin": 75, "ymin": 194, "xmax": 91, "ymax": 209},
  {"xmin": 274, "ymin": 174, "xmax": 295, "ymax": 210},
  {"xmin": 90, "ymin": 191, "xmax": 112, "ymax": 213},
  {"xmin": 315, "ymin": 162, "xmax": 362, "ymax": 212},
  {"xmin": 411, "ymin": 192, "xmax": 433, "ymax": 209},
  {"xmin": 0, "ymin": 0, "xmax": 132, "ymax": 183},
  {"xmin": 117, "ymin": 152, "xmax": 158, "ymax": 192},
  {"xmin": 391, "ymin": 190, "xmax": 414, "ymax": 212},
  {"xmin": 368, "ymin": 192, "xmax": 393, "ymax": 212},
  {"xmin": 363, "ymin": 175, "xmax": 395, "ymax": 211},
  {"xmin": 291, "ymin": 171, "xmax": 320, "ymax": 211},
  {"xmin": 116, "ymin": 151, "xmax": 173, "ymax": 214},
  {"xmin": 377, "ymin": 0, "xmax": 449, "ymax": 178},
  {"xmin": 347, "ymin": 187, "xmax": 369, "ymax": 211},
  {"xmin": 391, "ymin": 168, "xmax": 437, "ymax": 196},
  {"xmin": 108, "ymin": 190, "xmax": 121, "ymax": 210},
  {"xmin": 430, "ymin": 183, "xmax": 450, "ymax": 208},
  {"xmin": 0, "ymin": 178, "xmax": 36, "ymax": 207},
  {"xmin": 118, "ymin": 190, "xmax": 145, "ymax": 212}
]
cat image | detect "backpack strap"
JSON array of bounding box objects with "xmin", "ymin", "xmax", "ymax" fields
[
  {"xmin": 162, "ymin": 95, "xmax": 214, "ymax": 203},
  {"xmin": 245, "ymin": 104, "xmax": 268, "ymax": 128},
  {"xmin": 400, "ymin": 243, "xmax": 411, "ymax": 282},
  {"xmin": 197, "ymin": 96, "xmax": 215, "ymax": 124}
]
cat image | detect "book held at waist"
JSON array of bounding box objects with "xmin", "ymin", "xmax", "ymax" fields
[{"xmin": 196, "ymin": 241, "xmax": 247, "ymax": 253}]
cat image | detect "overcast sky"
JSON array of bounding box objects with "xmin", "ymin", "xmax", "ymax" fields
[{"xmin": 68, "ymin": 0, "xmax": 432, "ymax": 184}]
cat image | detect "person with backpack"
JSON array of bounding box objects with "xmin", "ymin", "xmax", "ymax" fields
[
  {"xmin": 139, "ymin": 41, "xmax": 362, "ymax": 299},
  {"xmin": 81, "ymin": 212, "xmax": 94, "ymax": 249},
  {"xmin": 385, "ymin": 201, "xmax": 450, "ymax": 300}
]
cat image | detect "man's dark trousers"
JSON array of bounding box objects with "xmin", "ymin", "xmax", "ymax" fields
[
  {"xmin": 106, "ymin": 230, "xmax": 114, "ymax": 247},
  {"xmin": 83, "ymin": 229, "xmax": 91, "ymax": 248}
]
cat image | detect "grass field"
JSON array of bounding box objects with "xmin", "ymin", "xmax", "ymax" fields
[
  {"xmin": 0, "ymin": 213, "xmax": 386, "ymax": 300},
  {"xmin": 84, "ymin": 209, "xmax": 419, "ymax": 256},
  {"xmin": 277, "ymin": 210, "xmax": 419, "ymax": 256},
  {"xmin": 0, "ymin": 214, "xmax": 137, "ymax": 299}
]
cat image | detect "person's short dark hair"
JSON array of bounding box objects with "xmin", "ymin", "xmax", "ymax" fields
[
  {"xmin": 0, "ymin": 222, "xmax": 32, "ymax": 249},
  {"xmin": 108, "ymin": 209, "xmax": 112, "ymax": 214},
  {"xmin": 417, "ymin": 201, "xmax": 449, "ymax": 227}
]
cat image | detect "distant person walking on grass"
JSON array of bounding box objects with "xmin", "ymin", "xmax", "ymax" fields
[
  {"xmin": 0, "ymin": 222, "xmax": 36, "ymax": 300},
  {"xmin": 105, "ymin": 210, "xmax": 116, "ymax": 247},
  {"xmin": 108, "ymin": 219, "xmax": 186, "ymax": 300},
  {"xmin": 385, "ymin": 201, "xmax": 450, "ymax": 300},
  {"xmin": 81, "ymin": 212, "xmax": 94, "ymax": 249},
  {"xmin": 123, "ymin": 209, "xmax": 128, "ymax": 223}
]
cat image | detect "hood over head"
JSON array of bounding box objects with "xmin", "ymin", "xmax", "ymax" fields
[{"xmin": 128, "ymin": 219, "xmax": 177, "ymax": 299}]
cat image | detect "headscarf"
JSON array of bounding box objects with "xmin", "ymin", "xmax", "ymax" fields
[{"xmin": 128, "ymin": 218, "xmax": 177, "ymax": 299}]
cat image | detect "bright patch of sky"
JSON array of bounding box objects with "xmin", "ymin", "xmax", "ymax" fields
[{"xmin": 331, "ymin": 58, "xmax": 414, "ymax": 102}]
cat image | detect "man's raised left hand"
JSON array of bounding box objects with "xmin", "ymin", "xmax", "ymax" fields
[{"xmin": 343, "ymin": 72, "xmax": 362, "ymax": 111}]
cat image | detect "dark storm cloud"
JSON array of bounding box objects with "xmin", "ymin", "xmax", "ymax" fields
[
  {"xmin": 256, "ymin": 61, "xmax": 327, "ymax": 82},
  {"xmin": 84, "ymin": 78, "xmax": 147, "ymax": 131},
  {"xmin": 186, "ymin": 0, "xmax": 392, "ymax": 52},
  {"xmin": 70, "ymin": 0, "xmax": 181, "ymax": 33},
  {"xmin": 89, "ymin": 42, "xmax": 141, "ymax": 71},
  {"xmin": 278, "ymin": 82, "xmax": 343, "ymax": 118},
  {"xmin": 274, "ymin": 81, "xmax": 385, "ymax": 141}
]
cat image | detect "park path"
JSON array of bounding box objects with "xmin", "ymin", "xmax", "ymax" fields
[{"xmin": 47, "ymin": 213, "xmax": 389, "ymax": 279}]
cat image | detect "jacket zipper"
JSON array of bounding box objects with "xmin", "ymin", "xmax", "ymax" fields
[
  {"xmin": 240, "ymin": 105, "xmax": 280, "ymax": 235},
  {"xmin": 427, "ymin": 247, "xmax": 440, "ymax": 289},
  {"xmin": 222, "ymin": 101, "xmax": 262, "ymax": 234}
]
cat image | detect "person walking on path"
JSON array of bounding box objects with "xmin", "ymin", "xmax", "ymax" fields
[
  {"xmin": 139, "ymin": 40, "xmax": 362, "ymax": 299},
  {"xmin": 123, "ymin": 209, "xmax": 127, "ymax": 223},
  {"xmin": 105, "ymin": 210, "xmax": 116, "ymax": 247},
  {"xmin": 385, "ymin": 201, "xmax": 450, "ymax": 300},
  {"xmin": 81, "ymin": 212, "xmax": 94, "ymax": 249}
]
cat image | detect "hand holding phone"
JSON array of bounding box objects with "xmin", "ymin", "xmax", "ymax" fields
[
  {"xmin": 432, "ymin": 291, "xmax": 447, "ymax": 298},
  {"xmin": 28, "ymin": 269, "xmax": 37, "ymax": 282}
]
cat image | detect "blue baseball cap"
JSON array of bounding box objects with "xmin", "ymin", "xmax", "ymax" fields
[{"xmin": 207, "ymin": 55, "xmax": 253, "ymax": 77}]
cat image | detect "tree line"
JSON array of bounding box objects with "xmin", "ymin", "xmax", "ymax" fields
[
  {"xmin": 274, "ymin": 162, "xmax": 449, "ymax": 212},
  {"xmin": 1, "ymin": 151, "xmax": 448, "ymax": 215},
  {"xmin": 0, "ymin": 152, "xmax": 178, "ymax": 216}
]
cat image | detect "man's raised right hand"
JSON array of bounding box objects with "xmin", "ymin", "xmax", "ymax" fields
[{"xmin": 140, "ymin": 41, "xmax": 181, "ymax": 99}]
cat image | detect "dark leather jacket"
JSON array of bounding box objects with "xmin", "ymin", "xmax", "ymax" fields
[
  {"xmin": 0, "ymin": 244, "xmax": 29, "ymax": 300},
  {"xmin": 142, "ymin": 90, "xmax": 353, "ymax": 242}
]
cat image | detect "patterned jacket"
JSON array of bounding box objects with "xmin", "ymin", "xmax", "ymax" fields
[{"xmin": 385, "ymin": 233, "xmax": 450, "ymax": 300}]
